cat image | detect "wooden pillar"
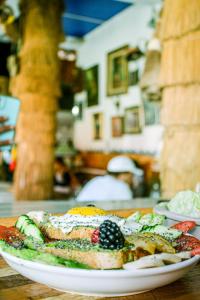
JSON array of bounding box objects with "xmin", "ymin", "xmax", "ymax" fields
[
  {"xmin": 159, "ymin": 0, "xmax": 200, "ymax": 198},
  {"xmin": 12, "ymin": 0, "xmax": 64, "ymax": 200}
]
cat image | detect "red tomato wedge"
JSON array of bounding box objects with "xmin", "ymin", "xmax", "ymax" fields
[
  {"xmin": 0, "ymin": 225, "xmax": 24, "ymax": 244},
  {"xmin": 191, "ymin": 247, "xmax": 200, "ymax": 256},
  {"xmin": 0, "ymin": 225, "xmax": 8, "ymax": 240},
  {"xmin": 175, "ymin": 234, "xmax": 200, "ymax": 252},
  {"xmin": 171, "ymin": 221, "xmax": 196, "ymax": 233}
]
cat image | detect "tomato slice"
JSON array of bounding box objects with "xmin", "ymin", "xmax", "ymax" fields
[
  {"xmin": 175, "ymin": 234, "xmax": 200, "ymax": 251},
  {"xmin": 191, "ymin": 247, "xmax": 200, "ymax": 256},
  {"xmin": 171, "ymin": 221, "xmax": 196, "ymax": 233},
  {"xmin": 0, "ymin": 225, "xmax": 7, "ymax": 231},
  {"xmin": 0, "ymin": 225, "xmax": 24, "ymax": 243},
  {"xmin": 0, "ymin": 225, "xmax": 8, "ymax": 240}
]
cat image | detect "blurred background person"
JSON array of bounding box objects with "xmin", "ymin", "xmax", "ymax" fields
[
  {"xmin": 54, "ymin": 156, "xmax": 80, "ymax": 197},
  {"xmin": 76, "ymin": 155, "xmax": 143, "ymax": 202}
]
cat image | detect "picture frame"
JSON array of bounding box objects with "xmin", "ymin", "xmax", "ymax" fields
[
  {"xmin": 111, "ymin": 116, "xmax": 124, "ymax": 137},
  {"xmin": 107, "ymin": 45, "xmax": 129, "ymax": 96},
  {"xmin": 85, "ymin": 65, "xmax": 99, "ymax": 107},
  {"xmin": 93, "ymin": 113, "xmax": 103, "ymax": 140},
  {"xmin": 124, "ymin": 106, "xmax": 143, "ymax": 134}
]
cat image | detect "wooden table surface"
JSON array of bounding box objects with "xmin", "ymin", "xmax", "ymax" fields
[{"xmin": 0, "ymin": 208, "xmax": 200, "ymax": 300}]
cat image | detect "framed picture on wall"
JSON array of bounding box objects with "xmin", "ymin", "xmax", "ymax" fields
[
  {"xmin": 85, "ymin": 65, "xmax": 99, "ymax": 107},
  {"xmin": 124, "ymin": 106, "xmax": 143, "ymax": 134},
  {"xmin": 93, "ymin": 112, "xmax": 103, "ymax": 140},
  {"xmin": 107, "ymin": 45, "xmax": 129, "ymax": 96},
  {"xmin": 111, "ymin": 116, "xmax": 124, "ymax": 137}
]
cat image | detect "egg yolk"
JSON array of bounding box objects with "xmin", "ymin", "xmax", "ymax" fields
[{"xmin": 67, "ymin": 207, "xmax": 107, "ymax": 216}]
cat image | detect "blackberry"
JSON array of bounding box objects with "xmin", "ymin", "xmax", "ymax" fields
[{"xmin": 99, "ymin": 220, "xmax": 125, "ymax": 250}]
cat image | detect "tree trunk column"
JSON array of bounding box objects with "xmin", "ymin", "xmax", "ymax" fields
[
  {"xmin": 160, "ymin": 0, "xmax": 200, "ymax": 198},
  {"xmin": 12, "ymin": 0, "xmax": 64, "ymax": 200}
]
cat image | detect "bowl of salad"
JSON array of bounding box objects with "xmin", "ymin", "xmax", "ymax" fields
[
  {"xmin": 0, "ymin": 207, "xmax": 200, "ymax": 296},
  {"xmin": 154, "ymin": 191, "xmax": 200, "ymax": 238}
]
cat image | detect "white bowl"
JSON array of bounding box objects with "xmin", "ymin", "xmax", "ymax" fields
[
  {"xmin": 154, "ymin": 203, "xmax": 200, "ymax": 238},
  {"xmin": 0, "ymin": 250, "xmax": 199, "ymax": 297}
]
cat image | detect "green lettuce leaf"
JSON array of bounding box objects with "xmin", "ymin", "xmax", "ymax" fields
[{"xmin": 168, "ymin": 190, "xmax": 200, "ymax": 218}]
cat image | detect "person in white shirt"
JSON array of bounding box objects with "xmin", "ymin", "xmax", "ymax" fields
[{"xmin": 76, "ymin": 155, "xmax": 143, "ymax": 202}]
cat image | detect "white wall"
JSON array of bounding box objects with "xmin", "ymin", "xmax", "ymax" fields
[{"xmin": 74, "ymin": 3, "xmax": 163, "ymax": 155}]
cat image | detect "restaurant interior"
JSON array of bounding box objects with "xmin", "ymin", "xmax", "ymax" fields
[
  {"xmin": 0, "ymin": 0, "xmax": 199, "ymax": 215},
  {"xmin": 0, "ymin": 1, "xmax": 200, "ymax": 299}
]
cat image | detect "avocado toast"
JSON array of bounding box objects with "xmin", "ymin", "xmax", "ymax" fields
[{"xmin": 13, "ymin": 208, "xmax": 136, "ymax": 269}]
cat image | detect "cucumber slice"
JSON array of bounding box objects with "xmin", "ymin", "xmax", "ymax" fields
[
  {"xmin": 24, "ymin": 224, "xmax": 44, "ymax": 242},
  {"xmin": 20, "ymin": 219, "xmax": 35, "ymax": 233},
  {"xmin": 15, "ymin": 215, "xmax": 29, "ymax": 232},
  {"xmin": 16, "ymin": 215, "xmax": 44, "ymax": 243}
]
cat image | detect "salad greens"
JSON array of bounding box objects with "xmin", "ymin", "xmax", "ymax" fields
[{"xmin": 167, "ymin": 190, "xmax": 200, "ymax": 218}]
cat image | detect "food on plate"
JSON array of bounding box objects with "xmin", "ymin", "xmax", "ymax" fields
[
  {"xmin": 125, "ymin": 232, "xmax": 176, "ymax": 255},
  {"xmin": 167, "ymin": 190, "xmax": 200, "ymax": 218},
  {"xmin": 126, "ymin": 212, "xmax": 181, "ymax": 240},
  {"xmin": 16, "ymin": 214, "xmax": 44, "ymax": 242},
  {"xmin": 190, "ymin": 247, "xmax": 200, "ymax": 256},
  {"xmin": 25, "ymin": 209, "xmax": 181, "ymax": 242},
  {"xmin": 171, "ymin": 221, "xmax": 196, "ymax": 233},
  {"xmin": 0, "ymin": 225, "xmax": 24, "ymax": 248},
  {"xmin": 0, "ymin": 206, "xmax": 200, "ymax": 270},
  {"xmin": 42, "ymin": 220, "xmax": 128, "ymax": 269},
  {"xmin": 123, "ymin": 253, "xmax": 183, "ymax": 270},
  {"xmin": 0, "ymin": 240, "xmax": 90, "ymax": 269},
  {"xmin": 43, "ymin": 239, "xmax": 131, "ymax": 269},
  {"xmin": 128, "ymin": 212, "xmax": 166, "ymax": 227},
  {"xmin": 124, "ymin": 254, "xmax": 165, "ymax": 269},
  {"xmin": 67, "ymin": 207, "xmax": 107, "ymax": 216},
  {"xmin": 174, "ymin": 234, "xmax": 200, "ymax": 252}
]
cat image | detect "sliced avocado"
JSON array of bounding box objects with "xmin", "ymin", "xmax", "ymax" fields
[
  {"xmin": 126, "ymin": 232, "xmax": 175, "ymax": 254},
  {"xmin": 125, "ymin": 234, "xmax": 156, "ymax": 255},
  {"xmin": 144, "ymin": 225, "xmax": 182, "ymax": 241}
]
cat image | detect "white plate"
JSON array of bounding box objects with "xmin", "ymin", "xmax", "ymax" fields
[
  {"xmin": 154, "ymin": 203, "xmax": 200, "ymax": 238},
  {"xmin": 0, "ymin": 250, "xmax": 199, "ymax": 297}
]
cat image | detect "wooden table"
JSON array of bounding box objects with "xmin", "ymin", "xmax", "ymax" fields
[{"xmin": 0, "ymin": 208, "xmax": 200, "ymax": 300}]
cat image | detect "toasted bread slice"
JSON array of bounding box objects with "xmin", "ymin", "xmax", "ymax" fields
[
  {"xmin": 41, "ymin": 225, "xmax": 94, "ymax": 240},
  {"xmin": 44, "ymin": 247, "xmax": 130, "ymax": 269},
  {"xmin": 42, "ymin": 240, "xmax": 135, "ymax": 269}
]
